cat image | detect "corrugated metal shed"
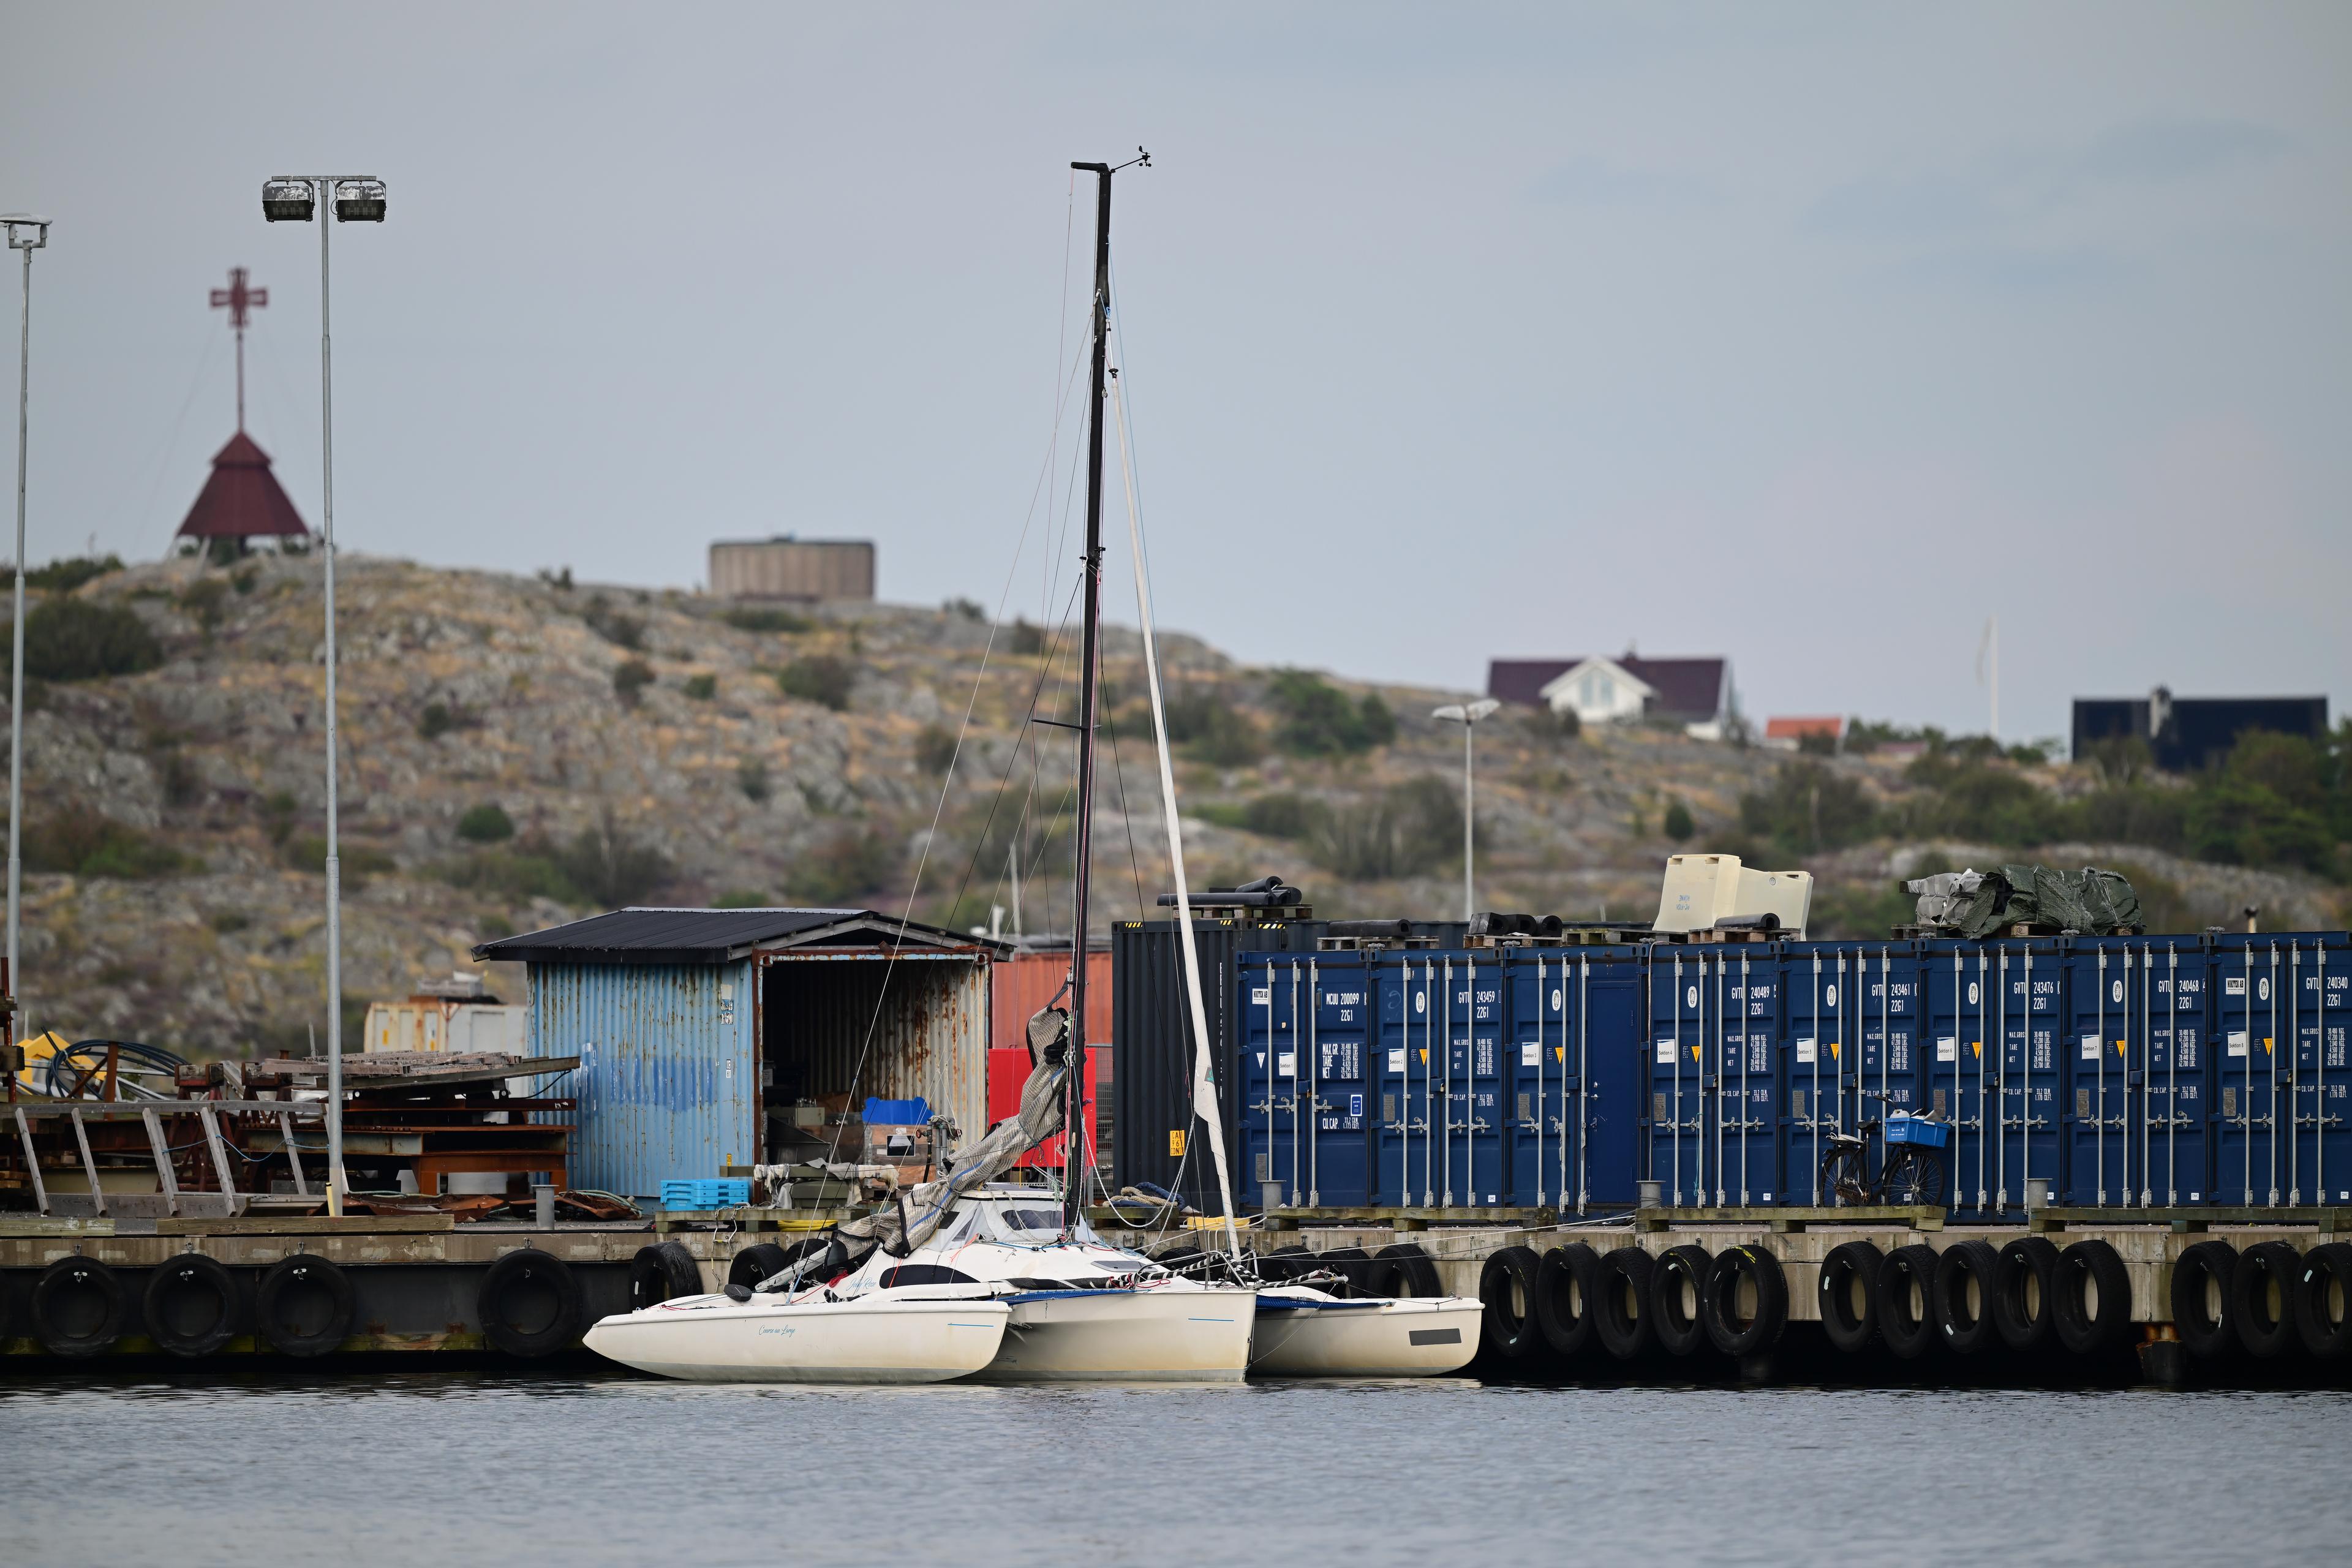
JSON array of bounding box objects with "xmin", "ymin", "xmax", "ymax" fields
[
  {"xmin": 480, "ymin": 908, "xmax": 1007, "ymax": 1199},
  {"xmin": 992, "ymin": 946, "xmax": 1111, "ymax": 1052}
]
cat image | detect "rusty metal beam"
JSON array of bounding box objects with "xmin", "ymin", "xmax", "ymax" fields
[
  {"xmin": 69, "ymin": 1106, "xmax": 104, "ymax": 1217},
  {"xmin": 12, "ymin": 1105, "xmax": 47, "ymax": 1215},
  {"xmin": 141, "ymin": 1106, "xmax": 180, "ymax": 1216}
]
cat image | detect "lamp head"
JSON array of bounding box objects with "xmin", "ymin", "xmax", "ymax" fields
[
  {"xmin": 262, "ymin": 178, "xmax": 316, "ymax": 222},
  {"xmin": 1432, "ymin": 699, "xmax": 1502, "ymax": 725},
  {"xmin": 1, "ymin": 214, "xmax": 51, "ymax": 251},
  {"xmin": 333, "ymin": 179, "xmax": 387, "ymax": 222}
]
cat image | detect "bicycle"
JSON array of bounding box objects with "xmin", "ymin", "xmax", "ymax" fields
[{"xmin": 1821, "ymin": 1089, "xmax": 1949, "ymax": 1207}]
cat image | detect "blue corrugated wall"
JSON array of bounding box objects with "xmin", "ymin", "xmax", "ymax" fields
[{"xmin": 526, "ymin": 960, "xmax": 758, "ymax": 1198}]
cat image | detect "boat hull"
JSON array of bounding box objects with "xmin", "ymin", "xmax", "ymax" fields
[
  {"xmin": 1249, "ymin": 1294, "xmax": 1484, "ymax": 1378},
  {"xmin": 585, "ymin": 1294, "xmax": 1011, "ymax": 1384},
  {"xmin": 980, "ymin": 1286, "xmax": 1256, "ymax": 1382}
]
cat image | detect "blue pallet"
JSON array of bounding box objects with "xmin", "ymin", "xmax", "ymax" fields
[{"xmin": 662, "ymin": 1178, "xmax": 751, "ymax": 1210}]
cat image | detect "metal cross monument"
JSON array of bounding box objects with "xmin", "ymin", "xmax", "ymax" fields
[{"xmin": 209, "ymin": 266, "xmax": 268, "ymax": 431}]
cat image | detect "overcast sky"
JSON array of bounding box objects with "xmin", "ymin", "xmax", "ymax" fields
[{"xmin": 4, "ymin": 3, "xmax": 2346, "ymax": 741}]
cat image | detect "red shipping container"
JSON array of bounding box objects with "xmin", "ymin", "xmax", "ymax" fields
[
  {"xmin": 991, "ymin": 948, "xmax": 1111, "ymax": 1055},
  {"xmin": 987, "ymin": 1045, "xmax": 1104, "ymax": 1171}
]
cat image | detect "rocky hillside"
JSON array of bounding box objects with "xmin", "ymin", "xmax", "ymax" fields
[{"xmin": 9, "ymin": 554, "xmax": 2345, "ymax": 1056}]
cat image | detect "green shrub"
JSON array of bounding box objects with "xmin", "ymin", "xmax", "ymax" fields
[
  {"xmin": 1739, "ymin": 761, "xmax": 1879, "ymax": 853},
  {"xmin": 1008, "ymin": 619, "xmax": 1046, "ymax": 655},
  {"xmin": 1243, "ymin": 791, "xmax": 1325, "ymax": 840},
  {"xmin": 738, "ymin": 758, "xmax": 772, "ymax": 802},
  {"xmin": 24, "ymin": 554, "xmax": 123, "ymax": 593},
  {"xmin": 1268, "ymin": 671, "xmax": 1392, "ymax": 757},
  {"xmin": 180, "ymin": 578, "xmax": 230, "ymax": 631},
  {"xmin": 6, "ymin": 598, "xmax": 163, "ymax": 682},
  {"xmin": 788, "ymin": 823, "xmax": 902, "ymax": 905},
  {"xmin": 1308, "ymin": 777, "xmax": 1458, "ymax": 881},
  {"xmin": 282, "ymin": 834, "xmax": 398, "ymax": 884},
  {"xmin": 260, "ymin": 790, "xmax": 299, "ymax": 845},
  {"xmin": 556, "ymin": 818, "xmax": 673, "ymax": 905},
  {"xmin": 915, "ymin": 723, "xmax": 959, "ymax": 776},
  {"xmin": 26, "ymin": 805, "xmax": 198, "ymax": 878},
  {"xmin": 713, "ymin": 888, "xmax": 772, "ymax": 909},
  {"xmin": 417, "ymin": 702, "xmax": 455, "ymax": 740},
  {"xmin": 1663, "ymin": 799, "xmax": 1695, "ymax": 842},
  {"xmin": 208, "ymin": 910, "xmax": 251, "ymax": 934},
  {"xmin": 612, "ymin": 658, "xmax": 655, "ymax": 706},
  {"xmin": 778, "ymin": 655, "xmax": 855, "ymax": 711},
  {"xmin": 458, "ymin": 804, "xmax": 516, "ymax": 843},
  {"xmin": 1160, "ymin": 688, "xmax": 1261, "ymax": 766},
  {"xmin": 583, "ymin": 595, "xmax": 644, "ymax": 650},
  {"xmin": 684, "ymin": 673, "xmax": 718, "ymax": 701},
  {"xmin": 944, "ymin": 597, "xmax": 986, "ymax": 622},
  {"xmin": 725, "ymin": 606, "xmax": 813, "ymax": 635}
]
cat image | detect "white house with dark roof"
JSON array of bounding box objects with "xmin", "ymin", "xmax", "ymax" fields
[{"xmin": 1488, "ymin": 651, "xmax": 1733, "ymax": 739}]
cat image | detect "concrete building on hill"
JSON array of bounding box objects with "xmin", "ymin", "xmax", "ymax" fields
[{"xmin": 709, "ymin": 537, "xmax": 876, "ymax": 603}]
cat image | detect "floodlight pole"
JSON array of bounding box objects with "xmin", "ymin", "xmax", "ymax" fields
[
  {"xmin": 5, "ymin": 216, "xmax": 49, "ymax": 1030},
  {"xmin": 266, "ymin": 176, "xmax": 379, "ymax": 1215},
  {"xmin": 1433, "ymin": 699, "xmax": 1499, "ymax": 923}
]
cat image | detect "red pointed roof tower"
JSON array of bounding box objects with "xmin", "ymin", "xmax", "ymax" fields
[{"xmin": 176, "ymin": 268, "xmax": 311, "ymax": 548}]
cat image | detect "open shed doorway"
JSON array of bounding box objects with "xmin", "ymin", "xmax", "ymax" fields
[{"xmin": 758, "ymin": 952, "xmax": 989, "ymax": 1167}]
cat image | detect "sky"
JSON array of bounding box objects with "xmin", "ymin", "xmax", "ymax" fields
[{"xmin": 2, "ymin": 2, "xmax": 2347, "ymax": 743}]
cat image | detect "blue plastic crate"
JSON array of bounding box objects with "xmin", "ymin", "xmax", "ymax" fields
[
  {"xmin": 864, "ymin": 1097, "xmax": 930, "ymax": 1126},
  {"xmin": 662, "ymin": 1178, "xmax": 752, "ymax": 1211},
  {"xmin": 1884, "ymin": 1115, "xmax": 1950, "ymax": 1150}
]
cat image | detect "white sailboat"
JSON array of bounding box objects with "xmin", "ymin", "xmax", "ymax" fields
[{"xmin": 581, "ymin": 1286, "xmax": 1009, "ymax": 1384}]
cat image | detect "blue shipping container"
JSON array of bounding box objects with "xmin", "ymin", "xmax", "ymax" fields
[
  {"xmin": 1238, "ymin": 955, "xmax": 1309, "ymax": 1209},
  {"xmin": 1505, "ymin": 948, "xmax": 1646, "ymax": 1211}
]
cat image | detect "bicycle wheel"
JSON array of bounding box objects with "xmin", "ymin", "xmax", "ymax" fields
[
  {"xmin": 1820, "ymin": 1147, "xmax": 1865, "ymax": 1206},
  {"xmin": 1884, "ymin": 1148, "xmax": 1945, "ymax": 1207}
]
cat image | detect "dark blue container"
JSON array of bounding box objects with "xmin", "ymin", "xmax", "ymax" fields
[
  {"xmin": 1237, "ymin": 953, "xmax": 1311, "ymax": 1210},
  {"xmin": 2144, "ymin": 938, "xmax": 2217, "ymax": 1205},
  {"xmin": 1720, "ymin": 946, "xmax": 1784, "ymax": 1206},
  {"xmin": 1641, "ymin": 946, "xmax": 1782, "ymax": 1206},
  {"xmin": 2301, "ymin": 933, "xmax": 2352, "ymax": 1205},
  {"xmin": 1644, "ymin": 946, "xmax": 1711, "ymax": 1208},
  {"xmin": 1504, "ymin": 948, "xmax": 1574, "ymax": 1208},
  {"xmin": 1780, "ymin": 946, "xmax": 1872, "ymax": 1206},
  {"xmin": 2057, "ymin": 937, "xmax": 2214, "ymax": 1208},
  {"xmin": 1854, "ymin": 943, "xmax": 1934, "ymax": 1202},
  {"xmin": 1440, "ymin": 951, "xmax": 1510, "ymax": 1207},
  {"xmin": 2003, "ymin": 940, "xmax": 2067, "ymax": 1212},
  {"xmin": 1553, "ymin": 949, "xmax": 1645, "ymax": 1211},
  {"xmin": 1921, "ymin": 942, "xmax": 2001, "ymax": 1216},
  {"xmin": 1370, "ymin": 951, "xmax": 1439, "ymax": 1207},
  {"xmin": 1304, "ymin": 953, "xmax": 1373, "ymax": 1207},
  {"xmin": 2211, "ymin": 933, "xmax": 2352, "ymax": 1207}
]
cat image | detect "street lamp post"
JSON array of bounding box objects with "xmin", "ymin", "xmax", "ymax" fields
[
  {"xmin": 263, "ymin": 176, "xmax": 385, "ymax": 1216},
  {"xmin": 1431, "ymin": 698, "xmax": 1500, "ymax": 923},
  {"xmin": 4, "ymin": 214, "xmax": 50, "ymax": 1027}
]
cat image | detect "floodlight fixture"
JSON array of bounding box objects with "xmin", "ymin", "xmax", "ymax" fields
[
  {"xmin": 262, "ymin": 178, "xmax": 317, "ymax": 222},
  {"xmin": 1, "ymin": 215, "xmax": 50, "ymax": 251},
  {"xmin": 333, "ymin": 179, "xmax": 387, "ymax": 222}
]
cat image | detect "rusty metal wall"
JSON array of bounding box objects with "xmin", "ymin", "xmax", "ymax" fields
[
  {"xmin": 525, "ymin": 960, "xmax": 758, "ymax": 1199},
  {"xmin": 760, "ymin": 953, "xmax": 987, "ymax": 1146},
  {"xmin": 990, "ymin": 948, "xmax": 1112, "ymax": 1053}
]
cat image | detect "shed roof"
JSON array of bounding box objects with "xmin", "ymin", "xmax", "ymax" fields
[{"xmin": 472, "ymin": 907, "xmax": 1011, "ymax": 965}]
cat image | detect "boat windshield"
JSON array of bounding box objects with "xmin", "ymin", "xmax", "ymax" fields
[{"xmin": 993, "ymin": 1207, "xmax": 1066, "ymax": 1236}]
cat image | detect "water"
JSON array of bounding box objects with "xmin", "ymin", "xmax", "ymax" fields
[{"xmin": 4, "ymin": 1373, "xmax": 2347, "ymax": 1566}]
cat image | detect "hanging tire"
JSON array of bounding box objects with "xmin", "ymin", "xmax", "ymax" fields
[
  {"xmin": 728, "ymin": 1243, "xmax": 795, "ymax": 1292},
  {"xmin": 1701, "ymin": 1245, "xmax": 1787, "ymax": 1359},
  {"xmin": 1594, "ymin": 1247, "xmax": 1656, "ymax": 1360},
  {"xmin": 2292, "ymin": 1242, "xmax": 2352, "ymax": 1360},
  {"xmin": 1875, "ymin": 1245, "xmax": 1939, "ymax": 1360},
  {"xmin": 2053, "ymin": 1239, "xmax": 2132, "ymax": 1356},
  {"xmin": 2230, "ymin": 1240, "xmax": 2301, "ymax": 1360},
  {"xmin": 629, "ymin": 1241, "xmax": 703, "ymax": 1308},
  {"xmin": 1265, "ymin": 1245, "xmax": 1316, "ymax": 1284},
  {"xmin": 1934, "ymin": 1240, "xmax": 2001, "ymax": 1356},
  {"xmin": 1992, "ymin": 1235, "xmax": 2060, "ymax": 1351},
  {"xmin": 478, "ymin": 1249, "xmax": 582, "ymax": 1359},
  {"xmin": 1649, "ymin": 1245, "xmax": 1713, "ymax": 1357},
  {"xmin": 1534, "ymin": 1243, "xmax": 1601, "ymax": 1359},
  {"xmin": 29, "ymin": 1256, "xmax": 123, "ymax": 1359},
  {"xmin": 2169, "ymin": 1240, "xmax": 2237, "ymax": 1359},
  {"xmin": 255, "ymin": 1254, "xmax": 355, "ymax": 1358},
  {"xmin": 142, "ymin": 1254, "xmax": 240, "ymax": 1359},
  {"xmin": 1479, "ymin": 1246, "xmax": 1544, "ymax": 1361},
  {"xmin": 1817, "ymin": 1240, "xmax": 1883, "ymax": 1354},
  {"xmin": 1368, "ymin": 1243, "xmax": 1442, "ymax": 1298},
  {"xmin": 1319, "ymin": 1246, "xmax": 1371, "ymax": 1297}
]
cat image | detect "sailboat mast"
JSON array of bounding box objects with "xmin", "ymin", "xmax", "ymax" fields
[{"xmin": 1066, "ymin": 159, "xmax": 1114, "ymax": 1228}]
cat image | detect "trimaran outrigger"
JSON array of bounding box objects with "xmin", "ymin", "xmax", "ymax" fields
[{"xmin": 585, "ymin": 154, "xmax": 1479, "ymax": 1384}]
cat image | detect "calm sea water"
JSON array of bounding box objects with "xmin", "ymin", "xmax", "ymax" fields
[{"xmin": 4, "ymin": 1373, "xmax": 2346, "ymax": 1566}]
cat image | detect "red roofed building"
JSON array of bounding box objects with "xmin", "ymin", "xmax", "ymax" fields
[
  {"xmin": 176, "ymin": 431, "xmax": 310, "ymax": 550},
  {"xmin": 1763, "ymin": 715, "xmax": 1844, "ymax": 752}
]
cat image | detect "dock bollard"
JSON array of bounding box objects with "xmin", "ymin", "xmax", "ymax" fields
[
  {"xmin": 534, "ymin": 1184, "xmax": 556, "ymax": 1231},
  {"xmin": 1637, "ymin": 1180, "xmax": 1664, "ymax": 1212},
  {"xmin": 2024, "ymin": 1177, "xmax": 2051, "ymax": 1212}
]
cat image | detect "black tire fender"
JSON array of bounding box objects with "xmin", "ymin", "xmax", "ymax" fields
[
  {"xmin": 30, "ymin": 1256, "xmax": 123, "ymax": 1359},
  {"xmin": 2230, "ymin": 1240, "xmax": 2301, "ymax": 1360},
  {"xmin": 629, "ymin": 1240, "xmax": 703, "ymax": 1308},
  {"xmin": 1934, "ymin": 1239, "xmax": 2001, "ymax": 1355},
  {"xmin": 1368, "ymin": 1242, "xmax": 1442, "ymax": 1298},
  {"xmin": 1319, "ymin": 1246, "xmax": 1371, "ymax": 1298},
  {"xmin": 1534, "ymin": 1243, "xmax": 1601, "ymax": 1359},
  {"xmin": 2053, "ymin": 1239, "xmax": 2132, "ymax": 1356},
  {"xmin": 1876, "ymin": 1244, "xmax": 1940, "ymax": 1360},
  {"xmin": 1817, "ymin": 1240, "xmax": 1883, "ymax": 1354},
  {"xmin": 142, "ymin": 1253, "xmax": 240, "ymax": 1359},
  {"xmin": 1478, "ymin": 1246, "xmax": 1544, "ymax": 1360},
  {"xmin": 2169, "ymin": 1240, "xmax": 2237, "ymax": 1359},
  {"xmin": 1992, "ymin": 1235, "xmax": 2060, "ymax": 1352},
  {"xmin": 255, "ymin": 1253, "xmax": 355, "ymax": 1358},
  {"xmin": 1593, "ymin": 1246, "xmax": 1656, "ymax": 1361},
  {"xmin": 1701, "ymin": 1245, "xmax": 1787, "ymax": 1359},
  {"xmin": 2292, "ymin": 1242, "xmax": 2352, "ymax": 1360},
  {"xmin": 479, "ymin": 1248, "xmax": 582, "ymax": 1359},
  {"xmin": 728, "ymin": 1243, "xmax": 794, "ymax": 1292},
  {"xmin": 1650, "ymin": 1244, "xmax": 1713, "ymax": 1357}
]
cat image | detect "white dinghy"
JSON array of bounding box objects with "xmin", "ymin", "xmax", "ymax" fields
[{"xmin": 1248, "ymin": 1285, "xmax": 1482, "ymax": 1378}]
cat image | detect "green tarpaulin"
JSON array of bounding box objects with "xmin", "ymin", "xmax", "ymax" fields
[{"xmin": 1949, "ymin": 865, "xmax": 2144, "ymax": 938}]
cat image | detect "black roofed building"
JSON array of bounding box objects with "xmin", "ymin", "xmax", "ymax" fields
[
  {"xmin": 2071, "ymin": 689, "xmax": 2329, "ymax": 773},
  {"xmin": 474, "ymin": 907, "xmax": 1011, "ymax": 1199},
  {"xmin": 1487, "ymin": 651, "xmax": 1734, "ymax": 739}
]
